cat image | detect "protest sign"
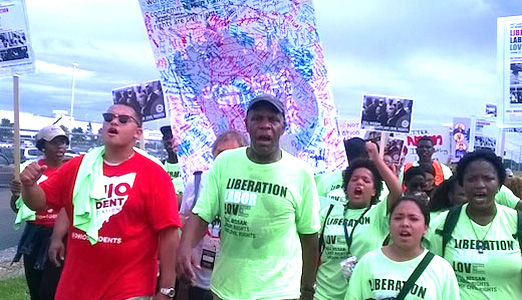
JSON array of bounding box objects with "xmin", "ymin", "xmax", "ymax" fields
[
  {"xmin": 471, "ymin": 118, "xmax": 500, "ymax": 153},
  {"xmin": 402, "ymin": 126, "xmax": 451, "ymax": 165},
  {"xmin": 337, "ymin": 118, "xmax": 365, "ymax": 140},
  {"xmin": 450, "ymin": 117, "xmax": 471, "ymax": 163},
  {"xmin": 360, "ymin": 94, "xmax": 413, "ymax": 133},
  {"xmin": 112, "ymin": 79, "xmax": 166, "ymax": 122},
  {"xmin": 498, "ymin": 16, "xmax": 522, "ymax": 126},
  {"xmin": 0, "ymin": 0, "xmax": 34, "ymax": 76},
  {"xmin": 138, "ymin": 0, "xmax": 345, "ymax": 175}
]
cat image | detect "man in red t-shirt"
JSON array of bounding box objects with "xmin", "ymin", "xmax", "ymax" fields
[{"xmin": 20, "ymin": 103, "xmax": 181, "ymax": 300}]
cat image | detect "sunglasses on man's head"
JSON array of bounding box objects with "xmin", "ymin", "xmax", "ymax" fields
[{"xmin": 102, "ymin": 112, "xmax": 140, "ymax": 125}]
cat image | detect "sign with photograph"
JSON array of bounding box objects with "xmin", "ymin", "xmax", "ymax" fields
[
  {"xmin": 112, "ymin": 79, "xmax": 166, "ymax": 122},
  {"xmin": 498, "ymin": 16, "xmax": 522, "ymax": 126},
  {"xmin": 450, "ymin": 117, "xmax": 471, "ymax": 163},
  {"xmin": 472, "ymin": 118, "xmax": 499, "ymax": 152},
  {"xmin": 360, "ymin": 94, "xmax": 413, "ymax": 133},
  {"xmin": 0, "ymin": 0, "xmax": 34, "ymax": 76}
]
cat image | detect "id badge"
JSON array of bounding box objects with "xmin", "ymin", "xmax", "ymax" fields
[
  {"xmin": 340, "ymin": 255, "xmax": 358, "ymax": 280},
  {"xmin": 200, "ymin": 249, "xmax": 216, "ymax": 269}
]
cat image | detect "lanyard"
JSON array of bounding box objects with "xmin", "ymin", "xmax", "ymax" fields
[{"xmin": 343, "ymin": 205, "xmax": 372, "ymax": 254}]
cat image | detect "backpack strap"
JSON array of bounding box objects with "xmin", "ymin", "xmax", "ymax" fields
[
  {"xmin": 395, "ymin": 252, "xmax": 435, "ymax": 300},
  {"xmin": 318, "ymin": 204, "xmax": 335, "ymax": 256},
  {"xmin": 435, "ymin": 204, "xmax": 462, "ymax": 257},
  {"xmin": 190, "ymin": 171, "xmax": 203, "ymax": 210},
  {"xmin": 514, "ymin": 210, "xmax": 522, "ymax": 253}
]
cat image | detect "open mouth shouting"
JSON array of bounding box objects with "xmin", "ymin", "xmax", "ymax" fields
[{"xmin": 107, "ymin": 127, "xmax": 119, "ymax": 137}]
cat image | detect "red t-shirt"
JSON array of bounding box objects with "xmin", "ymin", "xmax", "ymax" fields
[
  {"xmin": 40, "ymin": 152, "xmax": 181, "ymax": 300},
  {"xmin": 33, "ymin": 159, "xmax": 59, "ymax": 227}
]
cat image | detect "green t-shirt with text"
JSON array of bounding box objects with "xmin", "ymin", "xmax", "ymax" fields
[
  {"xmin": 192, "ymin": 147, "xmax": 320, "ymax": 300},
  {"xmin": 164, "ymin": 161, "xmax": 184, "ymax": 194},
  {"xmin": 425, "ymin": 203, "xmax": 522, "ymax": 299},
  {"xmin": 345, "ymin": 248, "xmax": 460, "ymax": 300},
  {"xmin": 316, "ymin": 199, "xmax": 390, "ymax": 300}
]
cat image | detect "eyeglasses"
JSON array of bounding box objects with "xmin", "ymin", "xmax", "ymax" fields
[{"xmin": 102, "ymin": 113, "xmax": 141, "ymax": 125}]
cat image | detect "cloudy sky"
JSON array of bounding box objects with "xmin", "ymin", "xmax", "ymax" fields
[{"xmin": 1, "ymin": 0, "xmax": 521, "ymax": 133}]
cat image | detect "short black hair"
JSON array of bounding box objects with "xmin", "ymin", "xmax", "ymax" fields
[
  {"xmin": 344, "ymin": 137, "xmax": 368, "ymax": 164},
  {"xmin": 342, "ymin": 158, "xmax": 383, "ymax": 205},
  {"xmin": 429, "ymin": 176, "xmax": 460, "ymax": 212},
  {"xmin": 389, "ymin": 195, "xmax": 430, "ymax": 227},
  {"xmin": 420, "ymin": 164, "xmax": 435, "ymax": 177},
  {"xmin": 417, "ymin": 136, "xmax": 434, "ymax": 146},
  {"xmin": 114, "ymin": 102, "xmax": 143, "ymax": 127},
  {"xmin": 404, "ymin": 166, "xmax": 425, "ymax": 185},
  {"xmin": 456, "ymin": 149, "xmax": 505, "ymax": 188}
]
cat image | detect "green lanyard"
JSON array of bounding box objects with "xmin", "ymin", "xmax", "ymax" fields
[{"xmin": 343, "ymin": 205, "xmax": 372, "ymax": 254}]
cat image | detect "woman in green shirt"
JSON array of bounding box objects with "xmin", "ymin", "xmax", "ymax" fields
[
  {"xmin": 345, "ymin": 196, "xmax": 460, "ymax": 299},
  {"xmin": 426, "ymin": 150, "xmax": 522, "ymax": 299},
  {"xmin": 314, "ymin": 142, "xmax": 401, "ymax": 300}
]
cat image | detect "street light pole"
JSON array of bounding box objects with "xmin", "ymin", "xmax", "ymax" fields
[{"xmin": 70, "ymin": 62, "xmax": 78, "ymax": 149}]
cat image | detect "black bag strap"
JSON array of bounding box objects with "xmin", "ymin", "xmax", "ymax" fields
[
  {"xmin": 395, "ymin": 252, "xmax": 435, "ymax": 300},
  {"xmin": 319, "ymin": 204, "xmax": 335, "ymax": 256},
  {"xmin": 190, "ymin": 171, "xmax": 203, "ymax": 210},
  {"xmin": 514, "ymin": 210, "xmax": 522, "ymax": 253},
  {"xmin": 435, "ymin": 204, "xmax": 462, "ymax": 257}
]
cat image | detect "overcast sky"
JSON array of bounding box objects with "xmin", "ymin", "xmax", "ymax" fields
[{"xmin": 1, "ymin": 0, "xmax": 522, "ymax": 133}]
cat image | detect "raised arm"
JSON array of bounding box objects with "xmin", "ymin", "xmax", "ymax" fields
[
  {"xmin": 19, "ymin": 162, "xmax": 48, "ymax": 211},
  {"xmin": 365, "ymin": 142, "xmax": 402, "ymax": 211}
]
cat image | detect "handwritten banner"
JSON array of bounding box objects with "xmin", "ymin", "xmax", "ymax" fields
[{"xmin": 137, "ymin": 0, "xmax": 346, "ymax": 175}]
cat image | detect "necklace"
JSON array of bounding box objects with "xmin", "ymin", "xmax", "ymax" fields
[{"xmin": 468, "ymin": 217, "xmax": 494, "ymax": 254}]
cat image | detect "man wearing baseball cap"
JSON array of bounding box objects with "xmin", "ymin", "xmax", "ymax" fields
[
  {"xmin": 160, "ymin": 125, "xmax": 184, "ymax": 207},
  {"xmin": 177, "ymin": 94, "xmax": 320, "ymax": 299},
  {"xmin": 10, "ymin": 124, "xmax": 69, "ymax": 300}
]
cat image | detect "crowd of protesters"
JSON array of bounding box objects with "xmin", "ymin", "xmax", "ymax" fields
[{"xmin": 8, "ymin": 94, "xmax": 522, "ymax": 300}]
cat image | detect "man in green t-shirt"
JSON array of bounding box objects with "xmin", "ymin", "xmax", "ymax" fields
[
  {"xmin": 177, "ymin": 95, "xmax": 320, "ymax": 300},
  {"xmin": 160, "ymin": 125, "xmax": 184, "ymax": 206}
]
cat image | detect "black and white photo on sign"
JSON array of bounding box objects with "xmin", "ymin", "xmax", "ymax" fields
[
  {"xmin": 510, "ymin": 86, "xmax": 522, "ymax": 104},
  {"xmin": 361, "ymin": 95, "xmax": 413, "ymax": 133},
  {"xmin": 0, "ymin": 46, "xmax": 29, "ymax": 62},
  {"xmin": 474, "ymin": 136, "xmax": 496, "ymax": 151},
  {"xmin": 511, "ymin": 63, "xmax": 522, "ymax": 85},
  {"xmin": 112, "ymin": 80, "xmax": 166, "ymax": 122}
]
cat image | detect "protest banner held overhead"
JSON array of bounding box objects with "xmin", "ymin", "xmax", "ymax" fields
[
  {"xmin": 498, "ymin": 16, "xmax": 522, "ymax": 126},
  {"xmin": 360, "ymin": 94, "xmax": 414, "ymax": 134},
  {"xmin": 0, "ymin": 0, "xmax": 34, "ymax": 76},
  {"xmin": 112, "ymin": 79, "xmax": 166, "ymax": 122},
  {"xmin": 137, "ymin": 0, "xmax": 345, "ymax": 175}
]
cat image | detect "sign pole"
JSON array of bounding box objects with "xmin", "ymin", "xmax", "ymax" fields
[{"xmin": 13, "ymin": 75, "xmax": 21, "ymax": 176}]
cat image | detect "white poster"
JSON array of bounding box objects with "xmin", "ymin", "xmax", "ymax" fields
[
  {"xmin": 471, "ymin": 118, "xmax": 499, "ymax": 153},
  {"xmin": 402, "ymin": 125, "xmax": 451, "ymax": 166},
  {"xmin": 137, "ymin": 0, "xmax": 346, "ymax": 175},
  {"xmin": 498, "ymin": 16, "xmax": 522, "ymax": 126},
  {"xmin": 0, "ymin": 0, "xmax": 34, "ymax": 76}
]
